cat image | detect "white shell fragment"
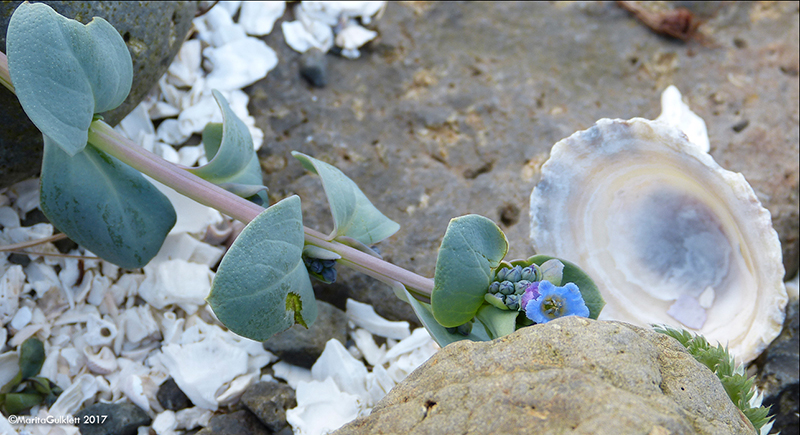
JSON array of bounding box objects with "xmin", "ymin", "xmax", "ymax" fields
[
  {"xmin": 345, "ymin": 298, "xmax": 410, "ymax": 340},
  {"xmin": 281, "ymin": 19, "xmax": 334, "ymax": 54},
  {"xmin": 239, "ymin": 1, "xmax": 286, "ymax": 36},
  {"xmin": 655, "ymin": 85, "xmax": 710, "ymax": 153},
  {"xmin": 138, "ymin": 260, "xmax": 214, "ymax": 315},
  {"xmin": 282, "ymin": 1, "xmax": 385, "ymax": 58},
  {"xmin": 203, "ymin": 38, "xmax": 278, "ymax": 91},
  {"xmin": 83, "ymin": 346, "xmax": 118, "ymax": 375},
  {"xmin": 530, "ymin": 117, "xmax": 788, "ymax": 363},
  {"xmin": 0, "ymin": 265, "xmax": 24, "ymax": 325},
  {"xmin": 286, "ymin": 377, "xmax": 361, "ymax": 435}
]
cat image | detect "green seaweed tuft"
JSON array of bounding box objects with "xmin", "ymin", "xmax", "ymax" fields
[{"xmin": 653, "ymin": 325, "xmax": 773, "ymax": 432}]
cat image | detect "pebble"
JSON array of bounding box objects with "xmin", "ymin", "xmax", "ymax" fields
[
  {"xmin": 300, "ymin": 48, "xmax": 329, "ymax": 88},
  {"xmin": 157, "ymin": 377, "xmax": 193, "ymax": 411},
  {"xmin": 75, "ymin": 402, "xmax": 151, "ymax": 435},
  {"xmin": 195, "ymin": 410, "xmax": 271, "ymax": 435},
  {"xmin": 241, "ymin": 381, "xmax": 297, "ymax": 432},
  {"xmin": 758, "ymin": 297, "xmax": 799, "ymax": 434}
]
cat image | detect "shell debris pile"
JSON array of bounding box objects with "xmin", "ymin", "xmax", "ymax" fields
[{"xmin": 0, "ymin": 2, "xmax": 436, "ymax": 435}]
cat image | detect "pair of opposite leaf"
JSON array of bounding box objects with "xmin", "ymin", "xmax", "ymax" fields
[
  {"xmin": 207, "ymin": 153, "xmax": 402, "ymax": 341},
  {"xmin": 7, "ymin": 2, "xmax": 264, "ymax": 268}
]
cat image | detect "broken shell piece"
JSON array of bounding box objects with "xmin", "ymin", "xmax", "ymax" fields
[
  {"xmin": 215, "ymin": 371, "xmax": 259, "ymax": 406},
  {"xmin": 122, "ymin": 306, "xmax": 160, "ymax": 345},
  {"xmin": 155, "ymin": 335, "xmax": 249, "ymax": 410},
  {"xmin": 0, "ymin": 265, "xmax": 25, "ymax": 325},
  {"xmin": 48, "ymin": 374, "xmax": 98, "ymax": 417},
  {"xmin": 139, "ymin": 259, "xmax": 213, "ymax": 315},
  {"xmin": 656, "ymin": 85, "xmax": 709, "ymax": 153},
  {"xmin": 0, "ymin": 350, "xmax": 20, "ymax": 388},
  {"xmin": 83, "ymin": 315, "xmax": 118, "ymax": 347},
  {"xmin": 286, "ymin": 377, "xmax": 361, "ymax": 435},
  {"xmin": 84, "ymin": 346, "xmax": 118, "ymax": 375},
  {"xmin": 175, "ymin": 407, "xmax": 214, "ymax": 431},
  {"xmin": 530, "ymin": 118, "xmax": 787, "ymax": 363},
  {"xmin": 345, "ymin": 299, "xmax": 410, "ymax": 340},
  {"xmin": 311, "ymin": 340, "xmax": 369, "ymax": 399},
  {"xmin": 335, "ymin": 23, "xmax": 378, "ymax": 59},
  {"xmin": 281, "ymin": 19, "xmax": 334, "ymax": 54},
  {"xmin": 239, "ymin": 1, "xmax": 286, "ymax": 36},
  {"xmin": 272, "ymin": 361, "xmax": 313, "ymax": 389},
  {"xmin": 0, "ymin": 206, "xmax": 20, "ymax": 228},
  {"xmin": 151, "ymin": 410, "xmax": 178, "ymax": 435},
  {"xmin": 203, "ymin": 38, "xmax": 278, "ymax": 91},
  {"xmin": 121, "ymin": 373, "xmax": 150, "ymax": 412}
]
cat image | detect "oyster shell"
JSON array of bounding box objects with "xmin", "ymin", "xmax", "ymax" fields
[{"xmin": 530, "ymin": 117, "xmax": 787, "ymax": 363}]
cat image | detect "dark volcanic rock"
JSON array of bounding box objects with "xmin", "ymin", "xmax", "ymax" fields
[
  {"xmin": 157, "ymin": 377, "xmax": 193, "ymax": 411},
  {"xmin": 757, "ymin": 297, "xmax": 799, "ymax": 435},
  {"xmin": 76, "ymin": 402, "xmax": 151, "ymax": 435},
  {"xmin": 195, "ymin": 410, "xmax": 271, "ymax": 435},
  {"xmin": 241, "ymin": 381, "xmax": 297, "ymax": 432}
]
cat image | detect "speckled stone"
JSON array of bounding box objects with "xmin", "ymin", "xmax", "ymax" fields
[
  {"xmin": 334, "ymin": 317, "xmax": 755, "ymax": 435},
  {"xmin": 0, "ymin": 1, "xmax": 198, "ymax": 188},
  {"xmin": 75, "ymin": 402, "xmax": 151, "ymax": 435},
  {"xmin": 195, "ymin": 410, "xmax": 271, "ymax": 435},
  {"xmin": 240, "ymin": 381, "xmax": 297, "ymax": 432}
]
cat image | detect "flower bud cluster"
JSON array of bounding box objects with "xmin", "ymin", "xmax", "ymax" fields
[
  {"xmin": 303, "ymin": 255, "xmax": 337, "ymax": 283},
  {"xmin": 486, "ymin": 264, "xmax": 541, "ymax": 310},
  {"xmin": 484, "ymin": 259, "xmax": 589, "ymax": 325}
]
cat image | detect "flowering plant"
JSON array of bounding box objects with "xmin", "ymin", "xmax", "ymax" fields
[{"xmin": 0, "ymin": 3, "xmax": 603, "ymax": 349}]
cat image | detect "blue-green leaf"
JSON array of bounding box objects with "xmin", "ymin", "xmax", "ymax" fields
[
  {"xmin": 39, "ymin": 137, "xmax": 176, "ymax": 269},
  {"xmin": 431, "ymin": 215, "xmax": 508, "ymax": 327},
  {"xmin": 302, "ymin": 246, "xmax": 341, "ymax": 261},
  {"xmin": 18, "ymin": 338, "xmax": 44, "ymax": 380},
  {"xmin": 403, "ymin": 287, "xmax": 491, "ymax": 347},
  {"xmin": 3, "ymin": 393, "xmax": 44, "ymax": 415},
  {"xmin": 188, "ymin": 90, "xmax": 268, "ymax": 204},
  {"xmin": 207, "ymin": 196, "xmax": 317, "ymax": 341},
  {"xmin": 292, "ymin": 152, "xmax": 400, "ymax": 245},
  {"xmin": 528, "ymin": 255, "xmax": 605, "ymax": 320},
  {"xmin": 7, "ymin": 2, "xmax": 132, "ymax": 156},
  {"xmin": 475, "ymin": 305, "xmax": 518, "ymax": 340}
]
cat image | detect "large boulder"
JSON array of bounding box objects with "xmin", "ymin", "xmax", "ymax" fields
[
  {"xmin": 334, "ymin": 317, "xmax": 754, "ymax": 435},
  {"xmin": 0, "ymin": 1, "xmax": 198, "ymax": 188}
]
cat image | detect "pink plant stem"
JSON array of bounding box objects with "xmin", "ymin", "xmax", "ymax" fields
[{"xmin": 0, "ymin": 50, "xmax": 434, "ymax": 299}]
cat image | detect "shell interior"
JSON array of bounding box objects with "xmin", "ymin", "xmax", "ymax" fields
[{"xmin": 530, "ymin": 118, "xmax": 787, "ymax": 363}]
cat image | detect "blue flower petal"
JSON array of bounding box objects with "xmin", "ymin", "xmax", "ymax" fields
[{"xmin": 525, "ymin": 281, "xmax": 589, "ymax": 324}]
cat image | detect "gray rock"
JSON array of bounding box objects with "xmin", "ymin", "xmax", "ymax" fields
[
  {"xmin": 334, "ymin": 317, "xmax": 754, "ymax": 435},
  {"xmin": 240, "ymin": 381, "xmax": 297, "ymax": 432},
  {"xmin": 249, "ymin": 2, "xmax": 798, "ymax": 324},
  {"xmin": 300, "ymin": 48, "xmax": 328, "ymax": 88},
  {"xmin": 157, "ymin": 377, "xmax": 192, "ymax": 411},
  {"xmin": 195, "ymin": 410, "xmax": 271, "ymax": 435},
  {"xmin": 0, "ymin": 1, "xmax": 198, "ymax": 188},
  {"xmin": 263, "ymin": 300, "xmax": 347, "ymax": 368},
  {"xmin": 757, "ymin": 297, "xmax": 799, "ymax": 434},
  {"xmin": 75, "ymin": 402, "xmax": 151, "ymax": 435}
]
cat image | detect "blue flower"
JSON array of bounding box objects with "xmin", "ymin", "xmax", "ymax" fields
[{"xmin": 525, "ymin": 281, "xmax": 589, "ymax": 323}]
